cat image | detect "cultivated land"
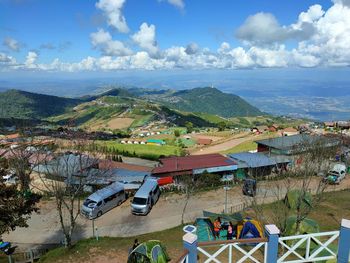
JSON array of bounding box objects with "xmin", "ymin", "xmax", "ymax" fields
[{"xmin": 3, "ymin": 188, "xmax": 348, "ymax": 263}]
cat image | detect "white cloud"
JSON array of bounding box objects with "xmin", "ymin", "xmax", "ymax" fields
[
  {"xmin": 131, "ymin": 23, "xmax": 159, "ymax": 58},
  {"xmin": 164, "ymin": 0, "xmax": 185, "ymax": 10},
  {"xmin": 90, "ymin": 29, "xmax": 132, "ymax": 56},
  {"xmin": 3, "ymin": 37, "xmax": 21, "ymax": 51},
  {"xmin": 25, "ymin": 51, "xmax": 38, "ymax": 69},
  {"xmin": 96, "ymin": 0, "xmax": 129, "ymax": 33},
  {"xmin": 185, "ymin": 43, "xmax": 199, "ymax": 55},
  {"xmin": 3, "ymin": 0, "xmax": 350, "ymax": 72}
]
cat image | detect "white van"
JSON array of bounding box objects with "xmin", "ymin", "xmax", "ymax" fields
[
  {"xmin": 327, "ymin": 163, "xmax": 347, "ymax": 183},
  {"xmin": 81, "ymin": 182, "xmax": 126, "ymax": 219},
  {"xmin": 131, "ymin": 179, "xmax": 160, "ymax": 215}
]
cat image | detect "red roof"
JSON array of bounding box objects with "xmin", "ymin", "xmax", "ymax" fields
[
  {"xmin": 99, "ymin": 160, "xmax": 153, "ymax": 172},
  {"xmin": 197, "ymin": 138, "xmax": 212, "ymax": 145},
  {"xmin": 152, "ymin": 154, "xmax": 236, "ymax": 174}
]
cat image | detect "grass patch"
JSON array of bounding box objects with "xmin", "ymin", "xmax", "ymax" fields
[
  {"xmin": 99, "ymin": 141, "xmax": 183, "ymax": 159},
  {"xmin": 222, "ymin": 140, "xmax": 257, "ymax": 154},
  {"xmin": 38, "ymin": 225, "xmax": 184, "ymax": 263}
]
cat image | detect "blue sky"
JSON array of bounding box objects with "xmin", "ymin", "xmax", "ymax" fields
[{"xmin": 0, "ymin": 0, "xmax": 349, "ymax": 74}]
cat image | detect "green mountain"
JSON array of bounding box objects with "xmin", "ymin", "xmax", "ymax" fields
[
  {"xmin": 0, "ymin": 89, "xmax": 80, "ymax": 119},
  {"xmin": 145, "ymin": 87, "xmax": 262, "ymax": 118}
]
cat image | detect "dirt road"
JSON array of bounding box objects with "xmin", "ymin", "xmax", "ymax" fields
[
  {"xmin": 191, "ymin": 133, "xmax": 254, "ymax": 155},
  {"xmin": 4, "ymin": 177, "xmax": 350, "ymax": 247}
]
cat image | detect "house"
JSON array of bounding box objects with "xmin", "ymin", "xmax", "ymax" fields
[
  {"xmin": 255, "ymin": 134, "xmax": 340, "ymax": 155},
  {"xmin": 152, "ymin": 154, "xmax": 237, "ymax": 178},
  {"xmin": 281, "ymin": 127, "xmax": 299, "ymax": 136},
  {"xmin": 337, "ymin": 121, "xmax": 350, "ymax": 130},
  {"xmin": 269, "ymin": 124, "xmax": 279, "ymax": 132},
  {"xmin": 196, "ymin": 138, "xmax": 213, "ymax": 145},
  {"xmin": 147, "ymin": 139, "xmax": 165, "ymax": 145},
  {"xmin": 228, "ymin": 152, "xmax": 290, "ymax": 177},
  {"xmin": 252, "ymin": 126, "xmax": 269, "ymax": 134},
  {"xmin": 324, "ymin": 122, "xmax": 335, "ymax": 129}
]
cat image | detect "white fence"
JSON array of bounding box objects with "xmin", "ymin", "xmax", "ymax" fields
[
  {"xmin": 197, "ymin": 238, "xmax": 268, "ymax": 263},
  {"xmin": 278, "ymin": 231, "xmax": 340, "ymax": 263}
]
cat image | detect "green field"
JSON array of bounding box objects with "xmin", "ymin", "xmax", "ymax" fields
[
  {"xmin": 99, "ymin": 141, "xmax": 183, "ymax": 159},
  {"xmin": 20, "ymin": 189, "xmax": 350, "ymax": 263},
  {"xmin": 222, "ymin": 140, "xmax": 258, "ymax": 154}
]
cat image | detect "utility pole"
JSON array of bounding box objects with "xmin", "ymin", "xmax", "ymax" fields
[{"xmin": 223, "ymin": 185, "xmax": 230, "ymax": 213}]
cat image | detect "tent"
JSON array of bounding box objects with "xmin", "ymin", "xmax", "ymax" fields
[
  {"xmin": 127, "ymin": 240, "xmax": 170, "ymax": 263},
  {"xmin": 196, "ymin": 218, "xmax": 216, "ymax": 242},
  {"xmin": 236, "ymin": 218, "xmax": 264, "ymax": 239}
]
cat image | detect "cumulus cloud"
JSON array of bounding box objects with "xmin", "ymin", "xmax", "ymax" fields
[
  {"xmin": 185, "ymin": 43, "xmax": 199, "ymax": 55},
  {"xmin": 96, "ymin": 0, "xmax": 129, "ymax": 33},
  {"xmin": 131, "ymin": 23, "xmax": 159, "ymax": 58},
  {"xmin": 3, "ymin": 37, "xmax": 21, "ymax": 51},
  {"xmin": 236, "ymin": 12, "xmax": 316, "ymax": 46},
  {"xmin": 90, "ymin": 28, "xmax": 132, "ymax": 56},
  {"xmin": 25, "ymin": 51, "xmax": 38, "ymax": 69},
  {"xmin": 3, "ymin": 0, "xmax": 350, "ymax": 72}
]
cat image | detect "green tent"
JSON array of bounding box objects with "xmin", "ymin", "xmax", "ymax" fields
[
  {"xmin": 196, "ymin": 218, "xmax": 216, "ymax": 242},
  {"xmin": 127, "ymin": 240, "xmax": 170, "ymax": 263},
  {"xmin": 285, "ymin": 190, "xmax": 312, "ymax": 210}
]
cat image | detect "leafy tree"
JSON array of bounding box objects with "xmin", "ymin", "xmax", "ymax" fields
[
  {"xmin": 174, "ymin": 129, "xmax": 180, "ymax": 137},
  {"xmin": 185, "ymin": 121, "xmax": 194, "ymax": 133},
  {"xmin": 0, "ymin": 160, "xmax": 41, "ymax": 235},
  {"xmin": 217, "ymin": 121, "xmax": 227, "ymax": 131}
]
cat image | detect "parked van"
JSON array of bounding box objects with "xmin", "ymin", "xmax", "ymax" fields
[
  {"xmin": 324, "ymin": 163, "xmax": 347, "ymax": 184},
  {"xmin": 131, "ymin": 179, "xmax": 160, "ymax": 215},
  {"xmin": 81, "ymin": 182, "xmax": 126, "ymax": 219}
]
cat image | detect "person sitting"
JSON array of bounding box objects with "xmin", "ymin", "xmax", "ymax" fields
[
  {"xmin": 213, "ymin": 217, "xmax": 222, "ymax": 239},
  {"xmin": 227, "ymin": 222, "xmax": 234, "ymax": 240}
]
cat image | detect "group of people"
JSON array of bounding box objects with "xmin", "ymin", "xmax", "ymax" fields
[{"xmin": 213, "ymin": 217, "xmax": 237, "ymax": 240}]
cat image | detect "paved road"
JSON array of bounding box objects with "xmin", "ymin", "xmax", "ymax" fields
[{"xmin": 4, "ymin": 177, "xmax": 350, "ymax": 247}]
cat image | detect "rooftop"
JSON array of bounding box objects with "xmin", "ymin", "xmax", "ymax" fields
[
  {"xmin": 152, "ymin": 154, "xmax": 236, "ymax": 174},
  {"xmin": 228, "ymin": 152, "xmax": 290, "ymax": 168},
  {"xmin": 255, "ymin": 134, "xmax": 340, "ymax": 153}
]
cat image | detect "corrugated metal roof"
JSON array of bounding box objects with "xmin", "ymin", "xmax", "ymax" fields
[
  {"xmin": 228, "ymin": 152, "xmax": 277, "ymax": 168},
  {"xmin": 152, "ymin": 154, "xmax": 236, "ymax": 174},
  {"xmin": 228, "ymin": 152, "xmax": 291, "ymax": 168},
  {"xmin": 255, "ymin": 134, "xmax": 339, "ymax": 151},
  {"xmin": 99, "ymin": 160, "xmax": 152, "ymax": 172}
]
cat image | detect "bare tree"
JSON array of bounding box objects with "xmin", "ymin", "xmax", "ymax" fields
[
  {"xmin": 34, "ymin": 140, "xmax": 102, "ymax": 247},
  {"xmin": 241, "ymin": 135, "xmax": 339, "ymax": 235}
]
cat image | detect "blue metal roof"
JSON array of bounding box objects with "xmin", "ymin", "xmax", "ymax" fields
[
  {"xmin": 229, "ymin": 152, "xmax": 276, "ymax": 168},
  {"xmin": 228, "ymin": 152, "xmax": 290, "ymax": 168}
]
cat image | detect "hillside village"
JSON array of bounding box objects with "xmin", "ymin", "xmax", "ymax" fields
[{"xmin": 1, "ymin": 108, "xmax": 350, "ymax": 262}]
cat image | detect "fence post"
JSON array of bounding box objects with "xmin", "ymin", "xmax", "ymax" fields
[
  {"xmin": 183, "ymin": 232, "xmax": 198, "ymax": 263},
  {"xmin": 265, "ymin": 224, "xmax": 280, "ymax": 263},
  {"xmin": 337, "ymin": 219, "xmax": 350, "ymax": 263}
]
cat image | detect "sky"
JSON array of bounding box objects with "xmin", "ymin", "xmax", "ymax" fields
[{"xmin": 0, "ymin": 0, "xmax": 350, "ymax": 75}]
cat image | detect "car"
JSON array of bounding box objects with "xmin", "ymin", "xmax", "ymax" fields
[
  {"xmin": 323, "ymin": 163, "xmax": 347, "ymax": 184},
  {"xmin": 242, "ymin": 179, "xmax": 257, "ymax": 197}
]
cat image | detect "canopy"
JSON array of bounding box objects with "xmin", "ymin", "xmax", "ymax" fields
[{"xmin": 127, "ymin": 240, "xmax": 170, "ymax": 263}]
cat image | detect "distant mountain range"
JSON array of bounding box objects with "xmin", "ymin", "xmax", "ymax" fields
[{"xmin": 0, "ymin": 87, "xmax": 265, "ymax": 130}]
